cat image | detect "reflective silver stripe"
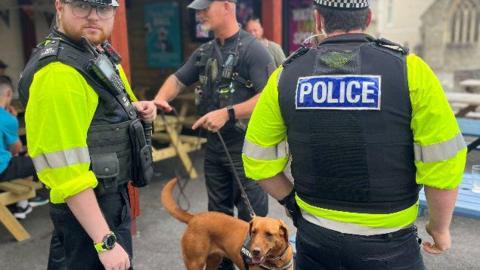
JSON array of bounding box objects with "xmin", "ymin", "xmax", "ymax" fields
[
  {"xmin": 243, "ymin": 140, "xmax": 288, "ymax": 160},
  {"xmin": 33, "ymin": 147, "xmax": 90, "ymax": 172},
  {"xmin": 414, "ymin": 133, "xmax": 466, "ymax": 163},
  {"xmin": 302, "ymin": 211, "xmax": 409, "ymax": 236}
]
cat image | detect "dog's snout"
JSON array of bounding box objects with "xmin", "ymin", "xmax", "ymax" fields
[{"xmin": 252, "ymin": 248, "xmax": 261, "ymax": 257}]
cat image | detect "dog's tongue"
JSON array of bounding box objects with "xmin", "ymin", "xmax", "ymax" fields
[{"xmin": 251, "ymin": 256, "xmax": 263, "ymax": 264}]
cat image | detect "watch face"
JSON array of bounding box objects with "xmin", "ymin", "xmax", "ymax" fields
[{"xmin": 104, "ymin": 234, "xmax": 117, "ymax": 249}]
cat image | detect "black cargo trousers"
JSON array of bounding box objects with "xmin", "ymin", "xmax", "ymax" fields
[
  {"xmin": 204, "ymin": 145, "xmax": 268, "ymax": 221},
  {"xmin": 47, "ymin": 185, "xmax": 132, "ymax": 270},
  {"xmin": 295, "ymin": 216, "xmax": 425, "ymax": 270}
]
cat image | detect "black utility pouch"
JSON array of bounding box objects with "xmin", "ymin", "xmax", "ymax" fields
[
  {"xmin": 129, "ymin": 119, "xmax": 153, "ymax": 187},
  {"xmin": 91, "ymin": 152, "xmax": 120, "ymax": 195}
]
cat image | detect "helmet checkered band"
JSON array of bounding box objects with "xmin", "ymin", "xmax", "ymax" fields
[
  {"xmin": 80, "ymin": 0, "xmax": 119, "ymax": 7},
  {"xmin": 314, "ymin": 0, "xmax": 369, "ymax": 9}
]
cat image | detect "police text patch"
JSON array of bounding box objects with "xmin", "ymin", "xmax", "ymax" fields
[{"xmin": 295, "ymin": 75, "xmax": 381, "ymax": 110}]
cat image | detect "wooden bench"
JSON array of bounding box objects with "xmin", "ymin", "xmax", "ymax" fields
[
  {"xmin": 419, "ymin": 174, "xmax": 480, "ymax": 219},
  {"xmin": 457, "ymin": 118, "xmax": 480, "ymax": 152},
  {"xmin": 0, "ymin": 177, "xmax": 42, "ymax": 241}
]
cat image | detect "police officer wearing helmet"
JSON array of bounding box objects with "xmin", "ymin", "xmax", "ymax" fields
[
  {"xmin": 242, "ymin": 0, "xmax": 467, "ymax": 269},
  {"xmin": 18, "ymin": 0, "xmax": 156, "ymax": 269},
  {"xmin": 154, "ymin": 0, "xmax": 274, "ymax": 269}
]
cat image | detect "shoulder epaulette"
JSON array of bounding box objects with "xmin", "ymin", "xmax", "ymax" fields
[
  {"xmin": 374, "ymin": 38, "xmax": 409, "ymax": 55},
  {"xmin": 38, "ymin": 39, "xmax": 60, "ymax": 60},
  {"xmin": 282, "ymin": 46, "xmax": 310, "ymax": 67}
]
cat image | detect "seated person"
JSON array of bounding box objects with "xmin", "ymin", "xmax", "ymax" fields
[{"xmin": 0, "ymin": 77, "xmax": 47, "ymax": 219}]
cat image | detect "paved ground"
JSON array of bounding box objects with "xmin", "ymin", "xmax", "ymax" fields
[{"xmin": 1, "ymin": 150, "xmax": 479, "ymax": 269}]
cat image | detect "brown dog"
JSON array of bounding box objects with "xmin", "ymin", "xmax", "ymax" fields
[{"xmin": 161, "ymin": 178, "xmax": 293, "ymax": 270}]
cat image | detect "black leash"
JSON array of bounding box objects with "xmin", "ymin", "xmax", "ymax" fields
[
  {"xmin": 159, "ymin": 108, "xmax": 203, "ymax": 211},
  {"xmin": 216, "ymin": 131, "xmax": 256, "ymax": 219},
  {"xmin": 161, "ymin": 107, "xmax": 256, "ymax": 219}
]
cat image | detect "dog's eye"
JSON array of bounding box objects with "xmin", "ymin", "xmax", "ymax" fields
[
  {"xmin": 251, "ymin": 229, "xmax": 257, "ymax": 235},
  {"xmin": 265, "ymin": 232, "xmax": 273, "ymax": 238}
]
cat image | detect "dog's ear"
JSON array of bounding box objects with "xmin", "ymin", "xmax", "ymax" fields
[{"xmin": 279, "ymin": 219, "xmax": 289, "ymax": 244}]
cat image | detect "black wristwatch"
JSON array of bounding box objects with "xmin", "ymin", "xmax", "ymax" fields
[
  {"xmin": 94, "ymin": 231, "xmax": 117, "ymax": 253},
  {"xmin": 227, "ymin": 105, "xmax": 236, "ymax": 123}
]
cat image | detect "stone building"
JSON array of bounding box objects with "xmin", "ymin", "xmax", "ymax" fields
[
  {"xmin": 369, "ymin": 0, "xmax": 435, "ymax": 52},
  {"xmin": 420, "ymin": 0, "xmax": 480, "ymax": 91}
]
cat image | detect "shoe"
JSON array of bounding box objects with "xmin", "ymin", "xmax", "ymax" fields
[
  {"xmin": 29, "ymin": 195, "xmax": 49, "ymax": 207},
  {"xmin": 12, "ymin": 204, "xmax": 33, "ymax": 219}
]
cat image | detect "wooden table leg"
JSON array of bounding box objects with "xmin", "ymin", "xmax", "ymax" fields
[
  {"xmin": 0, "ymin": 204, "xmax": 31, "ymax": 241},
  {"xmin": 164, "ymin": 120, "xmax": 198, "ymax": 179}
]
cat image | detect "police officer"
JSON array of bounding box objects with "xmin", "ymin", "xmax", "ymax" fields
[
  {"xmin": 18, "ymin": 0, "xmax": 156, "ymax": 269},
  {"xmin": 154, "ymin": 0, "xmax": 274, "ymax": 269},
  {"xmin": 242, "ymin": 0, "xmax": 467, "ymax": 269}
]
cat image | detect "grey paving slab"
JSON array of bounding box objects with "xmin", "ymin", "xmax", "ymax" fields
[{"xmin": 1, "ymin": 150, "xmax": 479, "ymax": 269}]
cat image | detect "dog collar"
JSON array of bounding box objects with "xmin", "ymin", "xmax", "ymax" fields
[
  {"xmin": 240, "ymin": 234, "xmax": 253, "ymax": 267},
  {"xmin": 259, "ymin": 258, "xmax": 294, "ymax": 270},
  {"xmin": 260, "ymin": 244, "xmax": 293, "ymax": 270}
]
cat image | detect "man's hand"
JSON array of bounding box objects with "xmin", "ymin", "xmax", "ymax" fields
[
  {"xmin": 192, "ymin": 108, "xmax": 229, "ymax": 132},
  {"xmin": 98, "ymin": 244, "xmax": 131, "ymax": 270},
  {"xmin": 422, "ymin": 221, "xmax": 451, "ymax": 254},
  {"xmin": 278, "ymin": 189, "xmax": 301, "ymax": 227},
  {"xmin": 153, "ymin": 98, "xmax": 173, "ymax": 113},
  {"xmin": 133, "ymin": 101, "xmax": 157, "ymax": 122},
  {"xmin": 5, "ymin": 105, "xmax": 17, "ymax": 116}
]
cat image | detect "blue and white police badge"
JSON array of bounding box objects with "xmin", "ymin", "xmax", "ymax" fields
[{"xmin": 295, "ymin": 75, "xmax": 381, "ymax": 110}]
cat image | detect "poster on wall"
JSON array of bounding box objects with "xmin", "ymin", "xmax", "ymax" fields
[
  {"xmin": 144, "ymin": 2, "xmax": 182, "ymax": 68},
  {"xmin": 191, "ymin": 0, "xmax": 260, "ymax": 41},
  {"xmin": 288, "ymin": 0, "xmax": 315, "ymax": 53}
]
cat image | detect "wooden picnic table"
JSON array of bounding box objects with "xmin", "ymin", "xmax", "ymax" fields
[
  {"xmin": 0, "ymin": 177, "xmax": 42, "ymax": 241},
  {"xmin": 151, "ymin": 93, "xmax": 206, "ymax": 179},
  {"xmin": 446, "ymin": 92, "xmax": 480, "ymax": 117},
  {"xmin": 419, "ymin": 174, "xmax": 480, "ymax": 219},
  {"xmin": 457, "ymin": 118, "xmax": 480, "ymax": 152}
]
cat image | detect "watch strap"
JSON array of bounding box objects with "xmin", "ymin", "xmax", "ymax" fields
[
  {"xmin": 94, "ymin": 242, "xmax": 107, "ymax": 253},
  {"xmin": 227, "ymin": 105, "xmax": 235, "ymax": 123}
]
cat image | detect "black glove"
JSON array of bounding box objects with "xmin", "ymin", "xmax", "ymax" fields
[{"xmin": 278, "ymin": 189, "xmax": 301, "ymax": 227}]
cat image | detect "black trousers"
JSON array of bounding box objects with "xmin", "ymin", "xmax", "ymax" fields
[
  {"xmin": 0, "ymin": 155, "xmax": 36, "ymax": 182},
  {"xmin": 47, "ymin": 187, "xmax": 132, "ymax": 270},
  {"xmin": 204, "ymin": 148, "xmax": 268, "ymax": 221},
  {"xmin": 295, "ymin": 216, "xmax": 425, "ymax": 270},
  {"xmin": 204, "ymin": 148, "xmax": 268, "ymax": 270}
]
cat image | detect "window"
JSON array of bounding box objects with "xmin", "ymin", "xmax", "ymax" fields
[{"xmin": 450, "ymin": 0, "xmax": 479, "ymax": 44}]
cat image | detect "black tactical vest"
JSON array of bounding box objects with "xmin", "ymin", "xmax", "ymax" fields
[
  {"xmin": 194, "ymin": 30, "xmax": 256, "ymax": 116},
  {"xmin": 279, "ymin": 34, "xmax": 420, "ymax": 214},
  {"xmin": 19, "ymin": 31, "xmax": 136, "ymax": 195}
]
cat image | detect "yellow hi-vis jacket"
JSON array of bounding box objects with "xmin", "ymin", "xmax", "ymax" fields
[
  {"xmin": 242, "ymin": 54, "xmax": 466, "ymax": 229},
  {"xmin": 25, "ymin": 62, "xmax": 137, "ymax": 204}
]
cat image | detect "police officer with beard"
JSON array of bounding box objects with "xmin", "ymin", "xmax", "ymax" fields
[
  {"xmin": 243, "ymin": 0, "xmax": 467, "ymax": 269},
  {"xmin": 18, "ymin": 1, "xmax": 156, "ymax": 269},
  {"xmin": 154, "ymin": 1, "xmax": 274, "ymax": 269}
]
